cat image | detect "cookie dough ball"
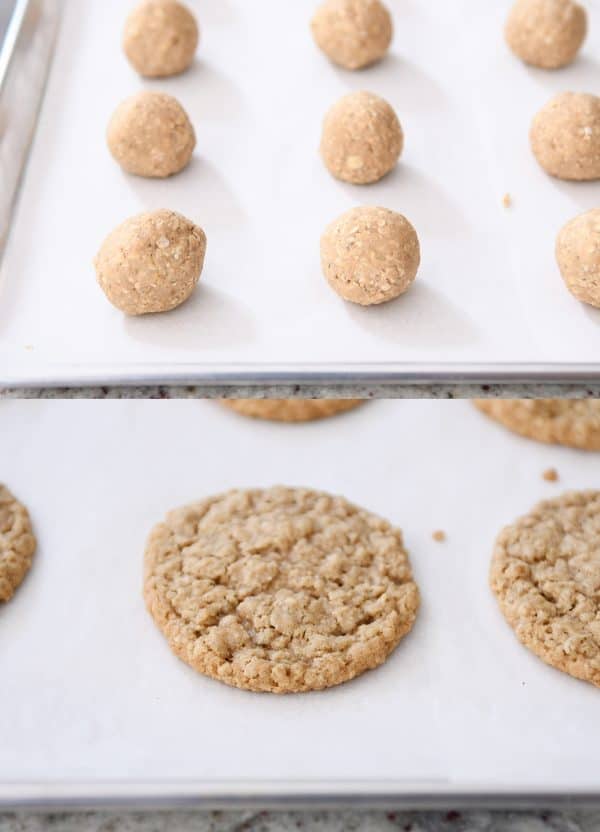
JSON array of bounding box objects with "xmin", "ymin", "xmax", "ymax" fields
[
  {"xmin": 505, "ymin": 0, "xmax": 587, "ymax": 69},
  {"xmin": 94, "ymin": 210, "xmax": 207, "ymax": 315},
  {"xmin": 556, "ymin": 209, "xmax": 600, "ymax": 308},
  {"xmin": 321, "ymin": 206, "xmax": 420, "ymax": 305},
  {"xmin": 107, "ymin": 92, "xmax": 195, "ymax": 178},
  {"xmin": 311, "ymin": 0, "xmax": 393, "ymax": 70},
  {"xmin": 123, "ymin": 0, "xmax": 198, "ymax": 78},
  {"xmin": 321, "ymin": 91, "xmax": 403, "ymax": 184},
  {"xmin": 530, "ymin": 93, "xmax": 600, "ymax": 180}
]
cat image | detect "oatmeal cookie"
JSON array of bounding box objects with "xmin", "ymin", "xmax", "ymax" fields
[{"xmin": 144, "ymin": 486, "xmax": 419, "ymax": 693}]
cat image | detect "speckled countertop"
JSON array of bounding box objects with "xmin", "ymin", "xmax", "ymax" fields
[
  {"xmin": 1, "ymin": 811, "xmax": 600, "ymax": 832},
  {"xmin": 2, "ymin": 383, "xmax": 600, "ymax": 399}
]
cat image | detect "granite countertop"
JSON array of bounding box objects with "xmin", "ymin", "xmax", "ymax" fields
[
  {"xmin": 2, "ymin": 811, "xmax": 600, "ymax": 832},
  {"xmin": 2, "ymin": 384, "xmax": 600, "ymax": 399}
]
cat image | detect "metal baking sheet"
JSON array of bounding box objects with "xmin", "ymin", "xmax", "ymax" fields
[
  {"xmin": 1, "ymin": 0, "xmax": 600, "ymax": 390},
  {"xmin": 0, "ymin": 0, "xmax": 60, "ymax": 254},
  {"xmin": 1, "ymin": 399, "xmax": 599, "ymax": 809}
]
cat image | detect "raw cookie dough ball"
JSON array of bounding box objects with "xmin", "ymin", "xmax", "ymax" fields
[
  {"xmin": 107, "ymin": 91, "xmax": 195, "ymax": 178},
  {"xmin": 94, "ymin": 210, "xmax": 207, "ymax": 315},
  {"xmin": 123, "ymin": 0, "xmax": 199, "ymax": 78},
  {"xmin": 321, "ymin": 91, "xmax": 403, "ymax": 184},
  {"xmin": 530, "ymin": 92, "xmax": 600, "ymax": 180},
  {"xmin": 321, "ymin": 206, "xmax": 420, "ymax": 305},
  {"xmin": 556, "ymin": 209, "xmax": 600, "ymax": 308},
  {"xmin": 505, "ymin": 0, "xmax": 587, "ymax": 69},
  {"xmin": 311, "ymin": 0, "xmax": 393, "ymax": 70}
]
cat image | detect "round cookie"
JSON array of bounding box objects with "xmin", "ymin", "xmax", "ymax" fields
[
  {"xmin": 556, "ymin": 209, "xmax": 600, "ymax": 308},
  {"xmin": 321, "ymin": 91, "xmax": 403, "ymax": 184},
  {"xmin": 491, "ymin": 490, "xmax": 600, "ymax": 687},
  {"xmin": 144, "ymin": 486, "xmax": 419, "ymax": 693},
  {"xmin": 321, "ymin": 206, "xmax": 420, "ymax": 305},
  {"xmin": 0, "ymin": 485, "xmax": 36, "ymax": 603},
  {"xmin": 123, "ymin": 0, "xmax": 199, "ymax": 78},
  {"xmin": 107, "ymin": 91, "xmax": 196, "ymax": 178},
  {"xmin": 94, "ymin": 209, "xmax": 207, "ymax": 316},
  {"xmin": 221, "ymin": 399, "xmax": 364, "ymax": 422},
  {"xmin": 311, "ymin": 0, "xmax": 393, "ymax": 70},
  {"xmin": 530, "ymin": 92, "xmax": 600, "ymax": 181},
  {"xmin": 474, "ymin": 400, "xmax": 600, "ymax": 451},
  {"xmin": 505, "ymin": 0, "xmax": 587, "ymax": 69}
]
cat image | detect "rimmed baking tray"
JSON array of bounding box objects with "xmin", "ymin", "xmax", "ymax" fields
[
  {"xmin": 1, "ymin": 0, "xmax": 600, "ymax": 393},
  {"xmin": 1, "ymin": 399, "xmax": 599, "ymax": 809}
]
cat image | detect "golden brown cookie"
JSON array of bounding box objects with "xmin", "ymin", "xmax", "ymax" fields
[
  {"xmin": 221, "ymin": 399, "xmax": 364, "ymax": 423},
  {"xmin": 475, "ymin": 400, "xmax": 600, "ymax": 450},
  {"xmin": 491, "ymin": 490, "xmax": 600, "ymax": 687},
  {"xmin": 144, "ymin": 486, "xmax": 419, "ymax": 693},
  {"xmin": 0, "ymin": 485, "xmax": 36, "ymax": 603}
]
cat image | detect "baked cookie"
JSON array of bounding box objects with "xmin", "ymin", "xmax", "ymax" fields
[
  {"xmin": 491, "ymin": 490, "xmax": 600, "ymax": 687},
  {"xmin": 221, "ymin": 399, "xmax": 364, "ymax": 423},
  {"xmin": 0, "ymin": 485, "xmax": 36, "ymax": 603},
  {"xmin": 144, "ymin": 486, "xmax": 419, "ymax": 693},
  {"xmin": 474, "ymin": 400, "xmax": 600, "ymax": 450}
]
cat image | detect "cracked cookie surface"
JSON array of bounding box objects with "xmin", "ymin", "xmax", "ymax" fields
[
  {"xmin": 491, "ymin": 490, "xmax": 600, "ymax": 687},
  {"xmin": 0, "ymin": 485, "xmax": 36, "ymax": 603},
  {"xmin": 144, "ymin": 486, "xmax": 419, "ymax": 693},
  {"xmin": 221, "ymin": 399, "xmax": 364, "ymax": 423},
  {"xmin": 475, "ymin": 399, "xmax": 600, "ymax": 450}
]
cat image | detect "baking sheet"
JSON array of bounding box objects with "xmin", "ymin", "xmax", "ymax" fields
[
  {"xmin": 1, "ymin": 399, "xmax": 600, "ymax": 808},
  {"xmin": 1, "ymin": 0, "xmax": 600, "ymax": 388},
  {"xmin": 0, "ymin": 0, "xmax": 60, "ymax": 255}
]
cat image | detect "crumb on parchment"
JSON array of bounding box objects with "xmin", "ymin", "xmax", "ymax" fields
[
  {"xmin": 543, "ymin": 468, "xmax": 559, "ymax": 482},
  {"xmin": 432, "ymin": 530, "xmax": 446, "ymax": 543}
]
